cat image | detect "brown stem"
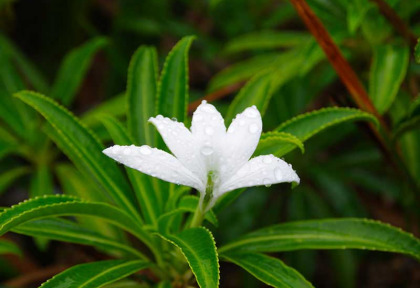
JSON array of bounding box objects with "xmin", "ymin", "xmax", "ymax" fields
[
  {"xmin": 369, "ymin": 0, "xmax": 417, "ymax": 49},
  {"xmin": 188, "ymin": 82, "xmax": 243, "ymax": 113}
]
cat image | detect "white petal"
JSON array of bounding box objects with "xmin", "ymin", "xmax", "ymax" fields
[
  {"xmin": 103, "ymin": 145, "xmax": 205, "ymax": 192},
  {"xmin": 191, "ymin": 100, "xmax": 226, "ymax": 137},
  {"xmin": 220, "ymin": 106, "xmax": 262, "ymax": 182},
  {"xmin": 217, "ymin": 154, "xmax": 299, "ymax": 196},
  {"xmin": 149, "ymin": 116, "xmax": 206, "ymax": 181},
  {"xmin": 190, "ymin": 100, "xmax": 227, "ymax": 173}
]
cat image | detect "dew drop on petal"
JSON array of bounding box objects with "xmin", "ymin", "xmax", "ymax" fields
[
  {"xmin": 205, "ymin": 127, "xmax": 214, "ymax": 135},
  {"xmin": 249, "ymin": 123, "xmax": 259, "ymax": 134},
  {"xmin": 201, "ymin": 146, "xmax": 214, "ymax": 156},
  {"xmin": 139, "ymin": 146, "xmax": 152, "ymax": 155},
  {"xmin": 263, "ymin": 178, "xmax": 272, "ymax": 187},
  {"xmin": 202, "ymin": 105, "xmax": 216, "ymax": 113},
  {"xmin": 171, "ymin": 117, "xmax": 177, "ymax": 121},
  {"xmin": 274, "ymin": 168, "xmax": 283, "ymax": 180},
  {"xmin": 244, "ymin": 107, "xmax": 259, "ymax": 118}
]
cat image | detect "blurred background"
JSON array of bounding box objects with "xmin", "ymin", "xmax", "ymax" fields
[{"xmin": 0, "ymin": 0, "xmax": 419, "ymax": 287}]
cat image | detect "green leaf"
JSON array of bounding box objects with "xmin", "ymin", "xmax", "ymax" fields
[
  {"xmin": 100, "ymin": 115, "xmax": 160, "ymax": 225},
  {"xmin": 0, "ymin": 239, "xmax": 21, "ymax": 256},
  {"xmin": 0, "ymin": 167, "xmax": 30, "ymax": 196},
  {"xmin": 369, "ymin": 44, "xmax": 409, "ymax": 114},
  {"xmin": 160, "ymin": 228, "xmax": 219, "ymax": 288},
  {"xmin": 222, "ymin": 252, "xmax": 313, "ymax": 288},
  {"xmin": 275, "ymin": 107, "xmax": 378, "ymax": 142},
  {"xmin": 15, "ymin": 91, "xmax": 140, "ymax": 222},
  {"xmin": 255, "ymin": 132, "xmax": 304, "ymax": 157},
  {"xmin": 13, "ymin": 218, "xmax": 144, "ymax": 259},
  {"xmin": 208, "ymin": 53, "xmax": 283, "ymax": 93},
  {"xmin": 29, "ymin": 164, "xmax": 54, "ymax": 198},
  {"xmin": 225, "ymin": 72, "xmax": 273, "ymax": 123},
  {"xmin": 50, "ymin": 37, "xmax": 108, "ymax": 105},
  {"xmin": 0, "ymin": 195, "xmax": 153, "ymax": 259},
  {"xmin": 157, "ymin": 36, "xmax": 195, "ymax": 124},
  {"xmin": 39, "ymin": 259, "xmax": 151, "ymax": 288},
  {"xmin": 415, "ymin": 38, "xmax": 420, "ymax": 63},
  {"xmin": 223, "ymin": 31, "xmax": 311, "ymax": 54},
  {"xmin": 218, "ymin": 219, "xmax": 420, "ymax": 260},
  {"xmin": 127, "ymin": 46, "xmax": 158, "ymax": 146}
]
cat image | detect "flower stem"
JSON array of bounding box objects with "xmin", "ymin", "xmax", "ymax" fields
[{"xmin": 190, "ymin": 204, "xmax": 204, "ymax": 228}]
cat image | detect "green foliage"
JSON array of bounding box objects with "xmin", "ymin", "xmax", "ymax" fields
[
  {"xmin": 222, "ymin": 252, "xmax": 313, "ymax": 288},
  {"xmin": 157, "ymin": 36, "xmax": 195, "ymax": 124},
  {"xmin": 160, "ymin": 228, "xmax": 219, "ymax": 288},
  {"xmin": 275, "ymin": 107, "xmax": 378, "ymax": 141},
  {"xmin": 50, "ymin": 37, "xmax": 108, "ymax": 105},
  {"xmin": 0, "ymin": 239, "xmax": 21, "ymax": 256},
  {"xmin": 219, "ymin": 219, "xmax": 420, "ymax": 260},
  {"xmin": 369, "ymin": 44, "xmax": 409, "ymax": 114},
  {"xmin": 39, "ymin": 260, "xmax": 152, "ymax": 288},
  {"xmin": 127, "ymin": 46, "xmax": 158, "ymax": 146}
]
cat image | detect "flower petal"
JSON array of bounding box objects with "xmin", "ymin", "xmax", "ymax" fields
[
  {"xmin": 149, "ymin": 116, "xmax": 206, "ymax": 181},
  {"xmin": 103, "ymin": 145, "xmax": 205, "ymax": 192},
  {"xmin": 220, "ymin": 106, "xmax": 263, "ymax": 182},
  {"xmin": 217, "ymin": 154, "xmax": 299, "ymax": 196},
  {"xmin": 190, "ymin": 100, "xmax": 227, "ymax": 173}
]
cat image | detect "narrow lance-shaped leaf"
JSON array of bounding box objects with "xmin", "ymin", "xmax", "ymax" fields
[
  {"xmin": 218, "ymin": 219, "xmax": 420, "ymax": 260},
  {"xmin": 100, "ymin": 115, "xmax": 161, "ymax": 225},
  {"xmin": 160, "ymin": 228, "xmax": 219, "ymax": 288},
  {"xmin": 369, "ymin": 44, "xmax": 409, "ymax": 114},
  {"xmin": 15, "ymin": 91, "xmax": 140, "ymax": 222},
  {"xmin": 275, "ymin": 107, "xmax": 378, "ymax": 142},
  {"xmin": 222, "ymin": 252, "xmax": 313, "ymax": 288},
  {"xmin": 0, "ymin": 195, "xmax": 154, "ymax": 259},
  {"xmin": 39, "ymin": 259, "xmax": 152, "ymax": 288},
  {"xmin": 50, "ymin": 37, "xmax": 108, "ymax": 105},
  {"xmin": 127, "ymin": 46, "xmax": 158, "ymax": 146},
  {"xmin": 157, "ymin": 36, "xmax": 195, "ymax": 124},
  {"xmin": 13, "ymin": 218, "xmax": 144, "ymax": 259}
]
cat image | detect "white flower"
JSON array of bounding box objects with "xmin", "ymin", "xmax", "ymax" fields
[{"xmin": 103, "ymin": 101, "xmax": 299, "ymax": 211}]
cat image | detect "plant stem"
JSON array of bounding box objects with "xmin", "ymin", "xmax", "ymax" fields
[{"xmin": 190, "ymin": 204, "xmax": 204, "ymax": 228}]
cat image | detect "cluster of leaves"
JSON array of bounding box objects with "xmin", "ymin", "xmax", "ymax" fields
[
  {"xmin": 0, "ymin": 0, "xmax": 419, "ymax": 287},
  {"xmin": 0, "ymin": 34, "xmax": 419, "ymax": 287}
]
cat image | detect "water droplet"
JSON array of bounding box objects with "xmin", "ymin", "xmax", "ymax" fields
[
  {"xmin": 201, "ymin": 146, "xmax": 214, "ymax": 156},
  {"xmin": 274, "ymin": 168, "xmax": 283, "ymax": 180},
  {"xmin": 171, "ymin": 117, "xmax": 177, "ymax": 121},
  {"xmin": 157, "ymin": 124, "xmax": 164, "ymax": 130},
  {"xmin": 139, "ymin": 146, "xmax": 152, "ymax": 155},
  {"xmin": 239, "ymin": 120, "xmax": 246, "ymax": 126},
  {"xmin": 211, "ymin": 116, "xmax": 218, "ymax": 121},
  {"xmin": 112, "ymin": 146, "xmax": 120, "ymax": 154},
  {"xmin": 228, "ymin": 126, "xmax": 236, "ymax": 134},
  {"xmin": 205, "ymin": 127, "xmax": 214, "ymax": 135},
  {"xmin": 249, "ymin": 123, "xmax": 259, "ymax": 134},
  {"xmin": 123, "ymin": 148, "xmax": 131, "ymax": 155},
  {"xmin": 244, "ymin": 107, "xmax": 259, "ymax": 118},
  {"xmin": 156, "ymin": 115, "xmax": 164, "ymax": 120},
  {"xmin": 263, "ymin": 178, "xmax": 272, "ymax": 187},
  {"xmin": 263, "ymin": 157, "xmax": 272, "ymax": 164},
  {"xmin": 201, "ymin": 100, "xmax": 207, "ymax": 104}
]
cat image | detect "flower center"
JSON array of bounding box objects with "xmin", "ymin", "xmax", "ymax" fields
[{"xmin": 202, "ymin": 170, "xmax": 215, "ymax": 211}]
